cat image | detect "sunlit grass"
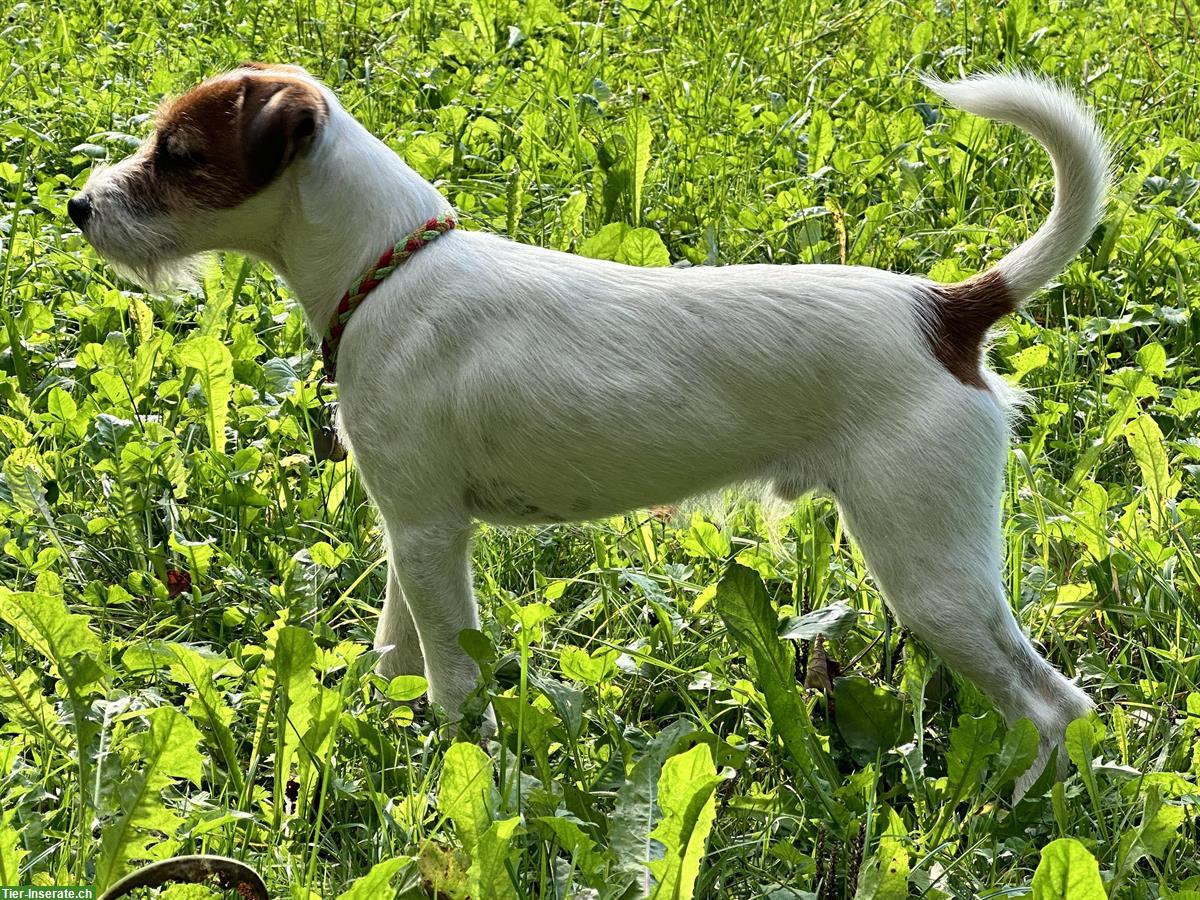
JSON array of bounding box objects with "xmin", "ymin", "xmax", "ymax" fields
[{"xmin": 1, "ymin": 0, "xmax": 1198, "ymax": 896}]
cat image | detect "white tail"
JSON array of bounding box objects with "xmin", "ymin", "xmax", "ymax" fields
[{"xmin": 923, "ymin": 72, "xmax": 1110, "ymax": 302}]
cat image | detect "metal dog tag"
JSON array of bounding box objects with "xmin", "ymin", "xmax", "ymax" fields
[
  {"xmin": 313, "ymin": 425, "xmax": 346, "ymax": 462},
  {"xmin": 312, "ymin": 402, "xmax": 347, "ymax": 462}
]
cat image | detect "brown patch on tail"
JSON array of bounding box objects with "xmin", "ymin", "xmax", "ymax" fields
[{"xmin": 922, "ymin": 269, "xmax": 1014, "ymax": 389}]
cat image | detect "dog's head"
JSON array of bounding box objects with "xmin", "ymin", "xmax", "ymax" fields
[{"xmin": 70, "ymin": 63, "xmax": 329, "ymax": 287}]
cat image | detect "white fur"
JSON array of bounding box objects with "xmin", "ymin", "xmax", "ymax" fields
[
  {"xmin": 922, "ymin": 72, "xmax": 1110, "ymax": 300},
  {"xmin": 78, "ymin": 69, "xmax": 1108, "ymax": 798}
]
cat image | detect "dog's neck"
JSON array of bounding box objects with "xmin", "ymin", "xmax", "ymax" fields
[{"xmin": 268, "ymin": 106, "xmax": 454, "ymax": 336}]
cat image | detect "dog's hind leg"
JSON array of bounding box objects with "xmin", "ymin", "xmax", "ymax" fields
[{"xmin": 832, "ymin": 394, "xmax": 1092, "ymax": 798}]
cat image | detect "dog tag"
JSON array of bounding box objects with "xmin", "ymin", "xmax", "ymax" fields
[
  {"xmin": 311, "ymin": 400, "xmax": 348, "ymax": 462},
  {"xmin": 313, "ymin": 425, "xmax": 347, "ymax": 462}
]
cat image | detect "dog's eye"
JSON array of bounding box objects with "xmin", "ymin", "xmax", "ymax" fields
[{"xmin": 156, "ymin": 139, "xmax": 203, "ymax": 170}]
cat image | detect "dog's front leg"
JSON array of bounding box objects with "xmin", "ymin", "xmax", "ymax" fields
[
  {"xmin": 382, "ymin": 516, "xmax": 490, "ymax": 730},
  {"xmin": 373, "ymin": 536, "xmax": 426, "ymax": 680}
]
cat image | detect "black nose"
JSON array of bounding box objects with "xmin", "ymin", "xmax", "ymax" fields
[{"xmin": 68, "ymin": 194, "xmax": 93, "ymax": 228}]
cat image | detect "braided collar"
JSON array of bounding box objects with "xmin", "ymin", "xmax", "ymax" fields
[{"xmin": 320, "ymin": 212, "xmax": 456, "ymax": 381}]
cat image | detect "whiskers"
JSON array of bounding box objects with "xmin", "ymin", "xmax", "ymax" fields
[{"xmin": 86, "ymin": 205, "xmax": 196, "ymax": 292}]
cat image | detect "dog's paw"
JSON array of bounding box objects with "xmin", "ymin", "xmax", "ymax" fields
[{"xmin": 1012, "ymin": 740, "xmax": 1068, "ymax": 803}]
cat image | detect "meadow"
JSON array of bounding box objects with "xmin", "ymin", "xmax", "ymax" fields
[{"xmin": 1, "ymin": 0, "xmax": 1199, "ymax": 896}]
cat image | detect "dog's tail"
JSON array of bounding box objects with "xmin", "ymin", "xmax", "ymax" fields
[{"xmin": 918, "ymin": 72, "xmax": 1109, "ymax": 387}]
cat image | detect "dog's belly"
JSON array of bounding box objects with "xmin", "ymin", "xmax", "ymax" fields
[
  {"xmin": 464, "ymin": 479, "xmax": 662, "ymax": 525},
  {"xmin": 464, "ymin": 482, "xmax": 692, "ymax": 525},
  {"xmin": 345, "ymin": 391, "xmax": 822, "ymax": 525},
  {"xmin": 457, "ymin": 428, "xmax": 820, "ymax": 526}
]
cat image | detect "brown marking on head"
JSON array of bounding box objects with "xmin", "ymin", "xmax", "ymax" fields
[
  {"xmin": 120, "ymin": 71, "xmax": 328, "ymax": 214},
  {"xmin": 922, "ymin": 269, "xmax": 1014, "ymax": 390},
  {"xmin": 238, "ymin": 61, "xmax": 313, "ymax": 77}
]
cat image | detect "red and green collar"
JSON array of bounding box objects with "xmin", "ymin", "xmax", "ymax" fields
[{"xmin": 320, "ymin": 212, "xmax": 456, "ymax": 380}]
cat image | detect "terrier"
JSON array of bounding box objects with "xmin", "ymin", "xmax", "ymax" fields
[{"xmin": 72, "ymin": 64, "xmax": 1108, "ymax": 796}]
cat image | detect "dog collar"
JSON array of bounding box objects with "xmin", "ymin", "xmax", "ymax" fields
[{"xmin": 320, "ymin": 212, "xmax": 456, "ymax": 380}]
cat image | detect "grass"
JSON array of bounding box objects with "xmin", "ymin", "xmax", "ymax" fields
[{"xmin": 1, "ymin": 0, "xmax": 1199, "ymax": 896}]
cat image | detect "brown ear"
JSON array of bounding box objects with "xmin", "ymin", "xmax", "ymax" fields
[{"xmin": 241, "ymin": 78, "xmax": 326, "ymax": 187}]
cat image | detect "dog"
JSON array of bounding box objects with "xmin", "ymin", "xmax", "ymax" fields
[{"xmin": 71, "ymin": 63, "xmax": 1108, "ymax": 797}]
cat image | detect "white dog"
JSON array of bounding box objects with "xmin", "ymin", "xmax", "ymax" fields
[{"xmin": 72, "ymin": 63, "xmax": 1108, "ymax": 795}]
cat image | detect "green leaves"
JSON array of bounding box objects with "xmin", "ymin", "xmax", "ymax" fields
[
  {"xmin": 714, "ymin": 566, "xmax": 843, "ymax": 823},
  {"xmin": 2, "ymin": 448, "xmax": 53, "ymax": 519},
  {"xmin": 579, "ymin": 222, "xmax": 631, "ymax": 260},
  {"xmin": 929, "ymin": 713, "xmax": 1002, "ymax": 845},
  {"xmin": 807, "ymin": 109, "xmax": 834, "ymax": 173},
  {"xmin": 468, "ymin": 817, "xmax": 522, "ymax": 900},
  {"xmin": 1066, "ymin": 716, "xmax": 1104, "ymax": 814},
  {"xmin": 406, "ymin": 133, "xmax": 454, "ymax": 180},
  {"xmin": 335, "ymin": 858, "xmax": 415, "ymax": 900},
  {"xmin": 165, "ymin": 643, "xmax": 243, "ymax": 796},
  {"xmin": 532, "ymin": 816, "xmax": 606, "ymax": 883},
  {"xmin": 1116, "ymin": 786, "xmax": 1185, "ymax": 876},
  {"xmin": 0, "ymin": 664, "xmax": 69, "ymax": 750},
  {"xmin": 0, "ymin": 590, "xmax": 106, "ymax": 819},
  {"xmin": 439, "ymin": 742, "xmax": 497, "ymax": 857},
  {"xmin": 610, "ymin": 719, "xmax": 695, "ymax": 894},
  {"xmin": 0, "ymin": 810, "xmax": 27, "ymax": 884},
  {"xmin": 579, "ymin": 222, "xmax": 671, "ymax": 266},
  {"xmin": 681, "ymin": 515, "xmax": 731, "ymax": 561},
  {"xmin": 559, "ymin": 645, "xmax": 618, "ymax": 685},
  {"xmin": 628, "ymin": 110, "xmax": 652, "ymax": 225},
  {"xmin": 175, "ymin": 335, "xmax": 233, "ymax": 455},
  {"xmin": 853, "ymin": 805, "xmax": 909, "ymax": 900},
  {"xmin": 988, "ymin": 717, "xmax": 1040, "ymax": 795},
  {"xmin": 647, "ymin": 744, "xmax": 722, "ymax": 900},
  {"xmin": 1008, "ymin": 343, "xmax": 1051, "ymax": 383},
  {"xmin": 945, "ymin": 714, "xmax": 1001, "ymax": 803},
  {"xmin": 252, "ymin": 618, "xmax": 328, "ymax": 821},
  {"xmin": 1031, "ymin": 838, "xmax": 1106, "ymax": 900},
  {"xmin": 832, "ymin": 676, "xmax": 905, "ymax": 754},
  {"xmin": 96, "ymin": 707, "xmax": 204, "ymax": 889},
  {"xmin": 779, "ymin": 600, "xmax": 858, "ymax": 641},
  {"xmin": 595, "ymin": 109, "xmax": 655, "ymax": 225},
  {"xmin": 616, "ymin": 228, "xmax": 671, "ymax": 267},
  {"xmin": 437, "ymin": 742, "xmax": 520, "ymax": 899},
  {"xmin": 0, "ymin": 589, "xmax": 103, "ymax": 686},
  {"xmin": 1124, "ymin": 414, "xmax": 1180, "ymax": 525}
]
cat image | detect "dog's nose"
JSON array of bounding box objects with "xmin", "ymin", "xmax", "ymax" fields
[{"xmin": 67, "ymin": 194, "xmax": 93, "ymax": 228}]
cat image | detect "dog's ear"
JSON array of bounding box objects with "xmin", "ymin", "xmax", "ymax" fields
[{"xmin": 241, "ymin": 78, "xmax": 327, "ymax": 187}]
